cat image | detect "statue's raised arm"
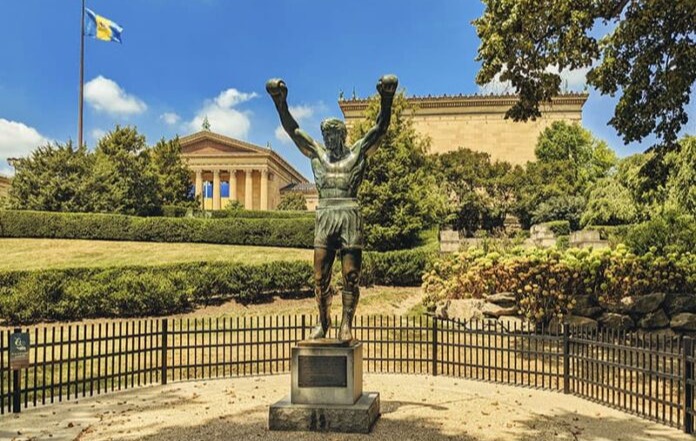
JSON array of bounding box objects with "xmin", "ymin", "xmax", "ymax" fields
[
  {"xmin": 353, "ymin": 74, "xmax": 398, "ymax": 157},
  {"xmin": 266, "ymin": 78, "xmax": 320, "ymax": 158}
]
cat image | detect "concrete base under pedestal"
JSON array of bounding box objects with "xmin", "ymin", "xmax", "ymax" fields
[{"xmin": 268, "ymin": 392, "xmax": 380, "ymax": 433}]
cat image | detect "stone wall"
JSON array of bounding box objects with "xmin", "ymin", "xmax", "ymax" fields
[{"xmin": 478, "ymin": 291, "xmax": 696, "ymax": 335}]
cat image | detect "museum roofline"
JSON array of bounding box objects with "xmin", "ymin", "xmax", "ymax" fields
[
  {"xmin": 179, "ymin": 130, "xmax": 309, "ymax": 183},
  {"xmin": 338, "ymin": 92, "xmax": 589, "ymax": 112}
]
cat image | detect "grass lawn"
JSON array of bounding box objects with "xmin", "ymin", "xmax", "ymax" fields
[{"xmin": 0, "ymin": 238, "xmax": 313, "ymax": 271}]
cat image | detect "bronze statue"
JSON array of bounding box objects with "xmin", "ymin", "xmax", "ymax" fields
[{"xmin": 267, "ymin": 75, "xmax": 398, "ymax": 341}]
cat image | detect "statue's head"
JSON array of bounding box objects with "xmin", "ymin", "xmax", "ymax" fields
[{"xmin": 320, "ymin": 118, "xmax": 347, "ymax": 160}]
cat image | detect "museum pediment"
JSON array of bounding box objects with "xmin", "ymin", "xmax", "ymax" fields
[{"xmin": 180, "ymin": 131, "xmax": 267, "ymax": 156}]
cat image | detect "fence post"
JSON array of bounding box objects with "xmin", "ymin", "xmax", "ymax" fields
[
  {"xmin": 12, "ymin": 327, "xmax": 21, "ymax": 413},
  {"xmin": 563, "ymin": 323, "xmax": 570, "ymax": 394},
  {"xmin": 301, "ymin": 315, "xmax": 306, "ymax": 341},
  {"xmin": 432, "ymin": 317, "xmax": 438, "ymax": 377},
  {"xmin": 161, "ymin": 319, "xmax": 168, "ymax": 386},
  {"xmin": 685, "ymin": 337, "xmax": 693, "ymax": 434}
]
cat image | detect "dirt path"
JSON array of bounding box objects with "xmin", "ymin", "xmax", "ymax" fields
[{"xmin": 2, "ymin": 374, "xmax": 689, "ymax": 441}]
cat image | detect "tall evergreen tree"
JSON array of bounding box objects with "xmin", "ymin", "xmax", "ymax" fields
[
  {"xmin": 8, "ymin": 141, "xmax": 93, "ymax": 212},
  {"xmin": 87, "ymin": 126, "xmax": 161, "ymax": 216},
  {"xmin": 350, "ymin": 92, "xmax": 445, "ymax": 250},
  {"xmin": 149, "ymin": 136, "xmax": 194, "ymax": 207}
]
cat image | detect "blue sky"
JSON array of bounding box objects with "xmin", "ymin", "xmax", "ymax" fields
[{"xmin": 0, "ymin": 1, "xmax": 693, "ymax": 179}]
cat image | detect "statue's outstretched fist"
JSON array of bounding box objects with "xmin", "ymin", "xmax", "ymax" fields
[
  {"xmin": 377, "ymin": 75, "xmax": 398, "ymax": 97},
  {"xmin": 266, "ymin": 78, "xmax": 287, "ymax": 100}
]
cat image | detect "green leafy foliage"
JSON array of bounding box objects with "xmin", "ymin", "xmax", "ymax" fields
[
  {"xmin": 350, "ymin": 92, "xmax": 445, "ymax": 250},
  {"xmin": 423, "ymin": 246, "xmax": 696, "ymax": 324},
  {"xmin": 430, "ymin": 147, "xmax": 523, "ymax": 235},
  {"xmin": 474, "ymin": 0, "xmax": 696, "ymax": 148},
  {"xmin": 276, "ymin": 192, "xmax": 308, "ymax": 211},
  {"xmin": 149, "ymin": 136, "xmax": 195, "ymax": 207},
  {"xmin": 626, "ymin": 210, "xmax": 696, "ymax": 255},
  {"xmin": 581, "ymin": 177, "xmax": 637, "ymax": 226},
  {"xmin": 0, "ymin": 210, "xmax": 315, "ymax": 248}
]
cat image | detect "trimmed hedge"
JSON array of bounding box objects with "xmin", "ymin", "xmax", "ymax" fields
[
  {"xmin": 0, "ymin": 261, "xmax": 314, "ymax": 324},
  {"xmin": 0, "ymin": 210, "xmax": 314, "ymax": 248},
  {"xmin": 211, "ymin": 210, "xmax": 315, "ymax": 219},
  {"xmin": 0, "ymin": 246, "xmax": 433, "ymax": 324},
  {"xmin": 541, "ymin": 220, "xmax": 571, "ymax": 236}
]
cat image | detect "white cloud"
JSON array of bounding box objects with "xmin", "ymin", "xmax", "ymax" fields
[
  {"xmin": 479, "ymin": 66, "xmax": 590, "ymax": 94},
  {"xmin": 275, "ymin": 104, "xmax": 317, "ymax": 143},
  {"xmin": 0, "ymin": 118, "xmax": 50, "ymax": 176},
  {"xmin": 187, "ymin": 88, "xmax": 257, "ymax": 138},
  {"xmin": 160, "ymin": 112, "xmax": 181, "ymax": 125},
  {"xmin": 84, "ymin": 76, "xmax": 147, "ymax": 116},
  {"xmin": 91, "ymin": 128, "xmax": 106, "ymax": 141}
]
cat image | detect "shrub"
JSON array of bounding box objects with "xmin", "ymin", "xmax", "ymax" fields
[
  {"xmin": 210, "ymin": 210, "xmax": 314, "ymax": 219},
  {"xmin": 0, "ymin": 261, "xmax": 314, "ymax": 324},
  {"xmin": 0, "ymin": 210, "xmax": 314, "ymax": 248},
  {"xmin": 541, "ymin": 220, "xmax": 571, "ymax": 236},
  {"xmin": 626, "ymin": 211, "xmax": 696, "ymax": 255},
  {"xmin": 362, "ymin": 248, "xmax": 434, "ymax": 287},
  {"xmin": 422, "ymin": 246, "xmax": 696, "ymax": 324}
]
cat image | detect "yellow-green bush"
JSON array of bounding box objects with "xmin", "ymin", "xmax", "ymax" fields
[{"xmin": 422, "ymin": 246, "xmax": 696, "ymax": 323}]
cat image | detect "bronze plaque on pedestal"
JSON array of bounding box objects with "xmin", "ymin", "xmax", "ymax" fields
[{"xmin": 298, "ymin": 355, "xmax": 347, "ymax": 388}]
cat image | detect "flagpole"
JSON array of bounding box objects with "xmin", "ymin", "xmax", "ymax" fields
[{"xmin": 78, "ymin": 0, "xmax": 85, "ymax": 149}]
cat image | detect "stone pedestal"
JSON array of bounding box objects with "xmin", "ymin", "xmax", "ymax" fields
[{"xmin": 269, "ymin": 339, "xmax": 380, "ymax": 433}]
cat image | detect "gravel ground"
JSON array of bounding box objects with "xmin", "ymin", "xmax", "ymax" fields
[{"xmin": 1, "ymin": 374, "xmax": 690, "ymax": 441}]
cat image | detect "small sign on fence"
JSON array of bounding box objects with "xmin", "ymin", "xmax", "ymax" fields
[{"xmin": 10, "ymin": 331, "xmax": 30, "ymax": 370}]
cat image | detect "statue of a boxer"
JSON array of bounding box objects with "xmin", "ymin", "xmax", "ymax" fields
[{"xmin": 267, "ymin": 75, "xmax": 398, "ymax": 341}]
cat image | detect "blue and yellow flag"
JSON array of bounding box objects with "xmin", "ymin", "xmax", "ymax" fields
[{"xmin": 85, "ymin": 8, "xmax": 123, "ymax": 43}]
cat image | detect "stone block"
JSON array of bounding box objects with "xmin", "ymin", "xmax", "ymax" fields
[
  {"xmin": 620, "ymin": 292, "xmax": 666, "ymax": 314},
  {"xmin": 665, "ymin": 293, "xmax": 696, "ymax": 316},
  {"xmin": 269, "ymin": 393, "xmax": 380, "ymax": 433},
  {"xmin": 570, "ymin": 230, "xmax": 601, "ymax": 243},
  {"xmin": 671, "ymin": 313, "xmax": 696, "ymax": 332},
  {"xmin": 485, "ymin": 292, "xmax": 516, "ymax": 307},
  {"xmin": 599, "ymin": 312, "xmax": 634, "ymax": 330},
  {"xmin": 482, "ymin": 302, "xmax": 518, "ymax": 318},
  {"xmin": 292, "ymin": 341, "xmax": 362, "ymax": 406},
  {"xmin": 638, "ymin": 309, "xmax": 670, "ymax": 329}
]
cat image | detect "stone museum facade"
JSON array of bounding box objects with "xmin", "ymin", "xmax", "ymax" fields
[
  {"xmin": 0, "ymin": 174, "xmax": 10, "ymax": 198},
  {"xmin": 339, "ymin": 92, "xmax": 588, "ymax": 165},
  {"xmin": 180, "ymin": 130, "xmax": 309, "ymax": 211}
]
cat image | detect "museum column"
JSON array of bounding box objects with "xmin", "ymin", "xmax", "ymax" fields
[
  {"xmin": 194, "ymin": 169, "xmax": 203, "ymax": 199},
  {"xmin": 229, "ymin": 169, "xmax": 237, "ymax": 202},
  {"xmin": 245, "ymin": 169, "xmax": 253, "ymax": 209},
  {"xmin": 213, "ymin": 169, "xmax": 221, "ymax": 210},
  {"xmin": 260, "ymin": 169, "xmax": 269, "ymax": 211}
]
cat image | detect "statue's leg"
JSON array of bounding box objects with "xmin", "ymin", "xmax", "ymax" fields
[
  {"xmin": 339, "ymin": 248, "xmax": 362, "ymax": 342},
  {"xmin": 311, "ymin": 247, "xmax": 336, "ymax": 339}
]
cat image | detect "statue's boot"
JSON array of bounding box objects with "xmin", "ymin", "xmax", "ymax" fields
[
  {"xmin": 310, "ymin": 286, "xmax": 333, "ymax": 339},
  {"xmin": 339, "ymin": 288, "xmax": 359, "ymax": 342}
]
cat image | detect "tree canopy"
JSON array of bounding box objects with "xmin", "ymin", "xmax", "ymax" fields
[
  {"xmin": 277, "ymin": 192, "xmax": 308, "ymax": 211},
  {"xmin": 351, "ymin": 92, "xmax": 445, "ymax": 251},
  {"xmin": 474, "ymin": 0, "xmax": 696, "ymax": 150}
]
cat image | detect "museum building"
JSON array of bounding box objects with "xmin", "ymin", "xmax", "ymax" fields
[{"xmin": 183, "ymin": 92, "xmax": 588, "ymax": 211}]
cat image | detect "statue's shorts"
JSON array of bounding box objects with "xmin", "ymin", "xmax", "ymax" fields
[{"xmin": 314, "ymin": 198, "xmax": 363, "ymax": 250}]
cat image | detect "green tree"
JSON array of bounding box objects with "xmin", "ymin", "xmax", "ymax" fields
[
  {"xmin": 149, "ymin": 136, "xmax": 194, "ymax": 207},
  {"xmin": 581, "ymin": 177, "xmax": 637, "ymax": 226},
  {"xmin": 87, "ymin": 126, "xmax": 161, "ymax": 216},
  {"xmin": 350, "ymin": 92, "xmax": 445, "ymax": 251},
  {"xmin": 277, "ymin": 192, "xmax": 307, "ymax": 211},
  {"xmin": 514, "ymin": 122, "xmax": 615, "ymax": 228},
  {"xmin": 8, "ymin": 141, "xmax": 93, "ymax": 212},
  {"xmin": 665, "ymin": 135, "xmax": 696, "ymax": 216},
  {"xmin": 431, "ymin": 147, "xmax": 523, "ymax": 235},
  {"xmin": 474, "ymin": 0, "xmax": 696, "ymax": 149}
]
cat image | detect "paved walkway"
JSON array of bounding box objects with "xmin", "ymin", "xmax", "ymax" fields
[{"xmin": 1, "ymin": 374, "xmax": 691, "ymax": 441}]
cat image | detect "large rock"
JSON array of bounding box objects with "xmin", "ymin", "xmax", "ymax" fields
[
  {"xmin": 599, "ymin": 313, "xmax": 634, "ymax": 330},
  {"xmin": 620, "ymin": 292, "xmax": 666, "ymax": 314},
  {"xmin": 671, "ymin": 313, "xmax": 696, "ymax": 332},
  {"xmin": 482, "ymin": 302, "xmax": 518, "ymax": 318},
  {"xmin": 570, "ymin": 295, "xmax": 604, "ymax": 318},
  {"xmin": 549, "ymin": 316, "xmax": 598, "ymax": 334},
  {"xmin": 498, "ymin": 316, "xmax": 535, "ymax": 333},
  {"xmin": 446, "ymin": 299, "xmax": 487, "ymax": 322},
  {"xmin": 664, "ymin": 293, "xmax": 696, "ymax": 316},
  {"xmin": 485, "ymin": 292, "xmax": 516, "ymax": 308},
  {"xmin": 638, "ymin": 309, "xmax": 670, "ymax": 329}
]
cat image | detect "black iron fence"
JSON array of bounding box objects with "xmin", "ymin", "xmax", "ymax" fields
[{"xmin": 1, "ymin": 315, "xmax": 694, "ymax": 434}]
